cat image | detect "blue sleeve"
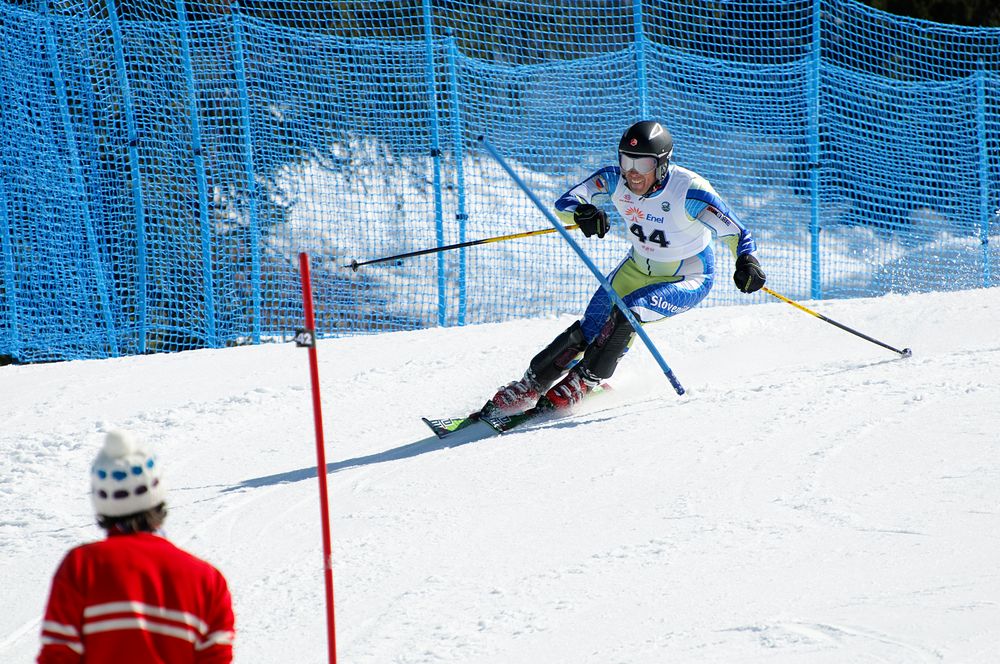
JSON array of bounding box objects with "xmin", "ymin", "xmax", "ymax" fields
[
  {"xmin": 555, "ymin": 166, "xmax": 621, "ymax": 212},
  {"xmin": 685, "ymin": 183, "xmax": 757, "ymax": 257}
]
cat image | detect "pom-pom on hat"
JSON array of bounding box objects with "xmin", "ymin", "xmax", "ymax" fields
[{"xmin": 90, "ymin": 430, "xmax": 166, "ymax": 518}]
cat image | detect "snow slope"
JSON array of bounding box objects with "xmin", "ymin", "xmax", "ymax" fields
[{"xmin": 2, "ymin": 288, "xmax": 999, "ymax": 663}]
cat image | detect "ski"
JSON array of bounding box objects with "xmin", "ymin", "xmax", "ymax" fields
[
  {"xmin": 421, "ymin": 414, "xmax": 481, "ymax": 439},
  {"xmin": 422, "ymin": 383, "xmax": 611, "ymax": 439},
  {"xmin": 478, "ymin": 404, "xmax": 546, "ymax": 433}
]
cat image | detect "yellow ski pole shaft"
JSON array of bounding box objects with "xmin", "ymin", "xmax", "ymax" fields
[
  {"xmin": 762, "ymin": 287, "xmax": 912, "ymax": 358},
  {"xmin": 345, "ymin": 225, "xmax": 579, "ymax": 271}
]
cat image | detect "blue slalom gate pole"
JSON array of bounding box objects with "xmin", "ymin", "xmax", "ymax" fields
[{"xmin": 480, "ymin": 137, "xmax": 685, "ymax": 396}]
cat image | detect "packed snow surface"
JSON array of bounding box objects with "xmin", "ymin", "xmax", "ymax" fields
[{"xmin": 2, "ymin": 288, "xmax": 998, "ymax": 663}]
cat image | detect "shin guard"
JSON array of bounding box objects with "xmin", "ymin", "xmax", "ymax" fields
[
  {"xmin": 577, "ymin": 308, "xmax": 635, "ymax": 381},
  {"xmin": 528, "ymin": 321, "xmax": 588, "ymax": 389}
]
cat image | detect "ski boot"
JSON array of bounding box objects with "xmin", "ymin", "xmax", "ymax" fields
[
  {"xmin": 536, "ymin": 367, "xmax": 598, "ymax": 411},
  {"xmin": 481, "ymin": 370, "xmax": 543, "ymax": 416}
]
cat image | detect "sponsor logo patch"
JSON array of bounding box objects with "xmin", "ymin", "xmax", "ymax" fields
[{"xmin": 707, "ymin": 205, "xmax": 732, "ymax": 225}]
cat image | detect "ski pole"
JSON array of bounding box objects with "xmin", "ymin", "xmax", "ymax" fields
[
  {"xmin": 762, "ymin": 286, "xmax": 912, "ymax": 358},
  {"xmin": 480, "ymin": 136, "xmax": 686, "ymax": 396},
  {"xmin": 345, "ymin": 224, "xmax": 579, "ymax": 271}
]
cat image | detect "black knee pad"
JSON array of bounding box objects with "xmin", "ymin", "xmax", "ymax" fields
[
  {"xmin": 578, "ymin": 308, "xmax": 635, "ymax": 380},
  {"xmin": 528, "ymin": 320, "xmax": 588, "ymax": 388}
]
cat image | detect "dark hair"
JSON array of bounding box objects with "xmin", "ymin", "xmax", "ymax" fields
[{"xmin": 97, "ymin": 502, "xmax": 168, "ymax": 533}]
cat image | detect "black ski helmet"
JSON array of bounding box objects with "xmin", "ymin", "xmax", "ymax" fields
[{"xmin": 618, "ymin": 121, "xmax": 674, "ymax": 185}]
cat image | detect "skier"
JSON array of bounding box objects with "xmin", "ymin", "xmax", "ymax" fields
[
  {"xmin": 37, "ymin": 430, "xmax": 235, "ymax": 664},
  {"xmin": 483, "ymin": 120, "xmax": 766, "ymax": 415}
]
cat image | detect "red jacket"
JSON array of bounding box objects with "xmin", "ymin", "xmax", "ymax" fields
[{"xmin": 38, "ymin": 531, "xmax": 234, "ymax": 664}]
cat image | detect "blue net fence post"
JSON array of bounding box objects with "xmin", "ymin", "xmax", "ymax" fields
[
  {"xmin": 423, "ymin": 0, "xmax": 447, "ymax": 328},
  {"xmin": 42, "ymin": 0, "xmax": 119, "ymax": 356},
  {"xmin": 0, "ymin": 181, "xmax": 19, "ymax": 359},
  {"xmin": 106, "ymin": 0, "xmax": 148, "ymax": 354},
  {"xmin": 188, "ymin": 0, "xmax": 216, "ymax": 348},
  {"xmin": 175, "ymin": 0, "xmax": 216, "ymax": 348},
  {"xmin": 231, "ymin": 1, "xmax": 262, "ymax": 344},
  {"xmin": 809, "ymin": 0, "xmax": 823, "ymax": 300},
  {"xmin": 446, "ymin": 31, "xmax": 469, "ymax": 326},
  {"xmin": 976, "ymin": 66, "xmax": 991, "ymax": 287},
  {"xmin": 633, "ymin": 0, "xmax": 649, "ymax": 119}
]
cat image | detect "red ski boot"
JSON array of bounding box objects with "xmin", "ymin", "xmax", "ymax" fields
[
  {"xmin": 484, "ymin": 371, "xmax": 542, "ymax": 416},
  {"xmin": 538, "ymin": 369, "xmax": 596, "ymax": 411}
]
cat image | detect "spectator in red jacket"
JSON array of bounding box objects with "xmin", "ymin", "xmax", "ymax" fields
[{"xmin": 38, "ymin": 430, "xmax": 235, "ymax": 663}]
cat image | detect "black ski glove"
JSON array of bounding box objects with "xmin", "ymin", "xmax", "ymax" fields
[
  {"xmin": 574, "ymin": 203, "xmax": 610, "ymax": 238},
  {"xmin": 733, "ymin": 253, "xmax": 766, "ymax": 293}
]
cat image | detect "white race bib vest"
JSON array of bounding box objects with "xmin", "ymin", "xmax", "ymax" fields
[{"xmin": 611, "ymin": 166, "xmax": 711, "ymax": 262}]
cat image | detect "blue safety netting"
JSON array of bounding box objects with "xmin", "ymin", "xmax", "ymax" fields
[{"xmin": 0, "ymin": 0, "xmax": 997, "ymax": 362}]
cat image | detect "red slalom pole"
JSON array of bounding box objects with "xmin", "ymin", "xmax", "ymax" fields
[{"xmin": 297, "ymin": 252, "xmax": 337, "ymax": 664}]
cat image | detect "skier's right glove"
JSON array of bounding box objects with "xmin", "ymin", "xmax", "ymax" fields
[
  {"xmin": 733, "ymin": 253, "xmax": 766, "ymax": 293},
  {"xmin": 574, "ymin": 203, "xmax": 610, "ymax": 238}
]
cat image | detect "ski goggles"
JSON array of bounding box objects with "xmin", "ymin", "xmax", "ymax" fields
[{"xmin": 619, "ymin": 153, "xmax": 658, "ymax": 174}]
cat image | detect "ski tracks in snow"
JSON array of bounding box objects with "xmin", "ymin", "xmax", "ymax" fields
[{"xmin": 719, "ymin": 620, "xmax": 943, "ymax": 662}]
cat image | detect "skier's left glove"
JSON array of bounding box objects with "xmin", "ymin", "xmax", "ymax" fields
[
  {"xmin": 733, "ymin": 253, "xmax": 766, "ymax": 293},
  {"xmin": 574, "ymin": 204, "xmax": 610, "ymax": 238}
]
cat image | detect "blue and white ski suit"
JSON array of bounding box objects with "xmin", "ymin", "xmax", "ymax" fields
[{"xmin": 555, "ymin": 164, "xmax": 757, "ymax": 341}]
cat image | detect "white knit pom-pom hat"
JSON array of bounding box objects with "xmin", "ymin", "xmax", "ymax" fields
[{"xmin": 90, "ymin": 430, "xmax": 166, "ymax": 517}]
